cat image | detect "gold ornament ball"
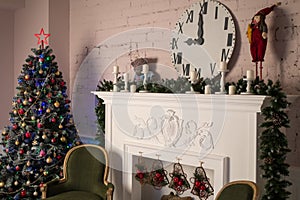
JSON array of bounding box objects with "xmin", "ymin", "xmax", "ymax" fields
[
  {"xmin": 33, "ymin": 191, "xmax": 38, "ymax": 196},
  {"xmin": 15, "ymin": 140, "xmax": 20, "ymax": 146},
  {"xmin": 14, "ymin": 181, "xmax": 18, "ymax": 186},
  {"xmin": 60, "ymin": 136, "xmax": 66, "ymax": 142},
  {"xmin": 59, "ymin": 124, "xmax": 63, "ymax": 129},
  {"xmin": 13, "ymin": 110, "xmax": 18, "ymax": 115},
  {"xmin": 54, "ymin": 101, "xmax": 60, "ymax": 108},
  {"xmin": 46, "ymin": 157, "xmax": 53, "ymax": 164},
  {"xmin": 31, "ymin": 116, "xmax": 36, "ymax": 120},
  {"xmin": 23, "ymin": 100, "xmax": 28, "ymax": 105},
  {"xmin": 42, "ymin": 134, "xmax": 47, "ymax": 140},
  {"xmin": 26, "ymin": 180, "xmax": 31, "ymax": 186},
  {"xmin": 39, "ymin": 69, "xmax": 43, "ymax": 74},
  {"xmin": 46, "ymin": 108, "xmax": 51, "ymax": 113},
  {"xmin": 55, "ymin": 71, "xmax": 60, "ymax": 76},
  {"xmin": 24, "ymin": 74, "xmax": 30, "ymax": 80},
  {"xmin": 2, "ymin": 131, "xmax": 7, "ymax": 136},
  {"xmin": 21, "ymin": 122, "xmax": 26, "ymax": 127},
  {"xmin": 24, "ymin": 90, "xmax": 28, "ymax": 95},
  {"xmin": 43, "ymin": 171, "xmax": 48, "ymax": 176},
  {"xmin": 0, "ymin": 181, "xmax": 4, "ymax": 187},
  {"xmin": 26, "ymin": 161, "xmax": 31, "ymax": 166}
]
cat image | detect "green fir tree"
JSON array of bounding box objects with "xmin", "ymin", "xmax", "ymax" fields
[{"xmin": 0, "ymin": 45, "xmax": 80, "ymax": 199}]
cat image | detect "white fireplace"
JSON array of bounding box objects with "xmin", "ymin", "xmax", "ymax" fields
[{"xmin": 92, "ymin": 91, "xmax": 267, "ymax": 200}]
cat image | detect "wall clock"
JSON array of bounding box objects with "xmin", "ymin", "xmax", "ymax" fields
[{"xmin": 171, "ymin": 0, "xmax": 236, "ymax": 78}]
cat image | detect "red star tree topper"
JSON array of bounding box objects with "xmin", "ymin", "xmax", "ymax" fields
[{"xmin": 34, "ymin": 28, "xmax": 50, "ymax": 49}]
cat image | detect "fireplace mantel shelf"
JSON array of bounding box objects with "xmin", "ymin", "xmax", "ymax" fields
[{"xmin": 91, "ymin": 91, "xmax": 268, "ymax": 200}]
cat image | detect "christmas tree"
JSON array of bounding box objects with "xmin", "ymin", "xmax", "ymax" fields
[{"xmin": 0, "ymin": 29, "xmax": 80, "ymax": 199}]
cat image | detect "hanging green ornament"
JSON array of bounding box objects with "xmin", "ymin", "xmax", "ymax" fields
[{"xmin": 169, "ymin": 161, "xmax": 190, "ymax": 195}]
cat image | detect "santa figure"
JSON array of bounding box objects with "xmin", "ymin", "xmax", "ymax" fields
[{"xmin": 247, "ymin": 2, "xmax": 281, "ymax": 79}]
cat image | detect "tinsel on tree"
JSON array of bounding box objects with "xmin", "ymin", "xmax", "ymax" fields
[{"xmin": 0, "ymin": 29, "xmax": 80, "ymax": 199}]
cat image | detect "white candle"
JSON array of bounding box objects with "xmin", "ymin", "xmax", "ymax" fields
[
  {"xmin": 113, "ymin": 66, "xmax": 119, "ymax": 73},
  {"xmin": 229, "ymin": 85, "xmax": 236, "ymax": 95},
  {"xmin": 220, "ymin": 61, "xmax": 227, "ymax": 70},
  {"xmin": 205, "ymin": 85, "xmax": 211, "ymax": 94},
  {"xmin": 130, "ymin": 84, "xmax": 136, "ymax": 93},
  {"xmin": 190, "ymin": 70, "xmax": 197, "ymax": 81},
  {"xmin": 246, "ymin": 70, "xmax": 254, "ymax": 79},
  {"xmin": 123, "ymin": 73, "xmax": 129, "ymax": 82},
  {"xmin": 142, "ymin": 64, "xmax": 149, "ymax": 73}
]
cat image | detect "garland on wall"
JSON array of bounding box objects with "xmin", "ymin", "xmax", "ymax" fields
[{"xmin": 94, "ymin": 77, "xmax": 292, "ymax": 200}]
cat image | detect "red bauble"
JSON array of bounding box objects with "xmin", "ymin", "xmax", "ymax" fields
[
  {"xmin": 18, "ymin": 109, "xmax": 25, "ymax": 115},
  {"xmin": 137, "ymin": 172, "xmax": 144, "ymax": 179},
  {"xmin": 15, "ymin": 166, "xmax": 20, "ymax": 171},
  {"xmin": 173, "ymin": 177, "xmax": 179, "ymax": 183},
  {"xmin": 51, "ymin": 118, "xmax": 56, "ymax": 123},
  {"xmin": 25, "ymin": 132, "xmax": 31, "ymax": 138},
  {"xmin": 50, "ymin": 79, "xmax": 55, "ymax": 84},
  {"xmin": 12, "ymin": 124, "xmax": 18, "ymax": 130},
  {"xmin": 19, "ymin": 149, "xmax": 24, "ymax": 154},
  {"xmin": 57, "ymin": 155, "xmax": 62, "ymax": 160},
  {"xmin": 51, "ymin": 138, "xmax": 57, "ymax": 143},
  {"xmin": 37, "ymin": 123, "xmax": 43, "ymax": 128},
  {"xmin": 155, "ymin": 172, "xmax": 161, "ymax": 178},
  {"xmin": 60, "ymin": 81, "xmax": 65, "ymax": 86},
  {"xmin": 195, "ymin": 181, "xmax": 201, "ymax": 187},
  {"xmin": 20, "ymin": 190, "xmax": 26, "ymax": 197},
  {"xmin": 200, "ymin": 185, "xmax": 206, "ymax": 191},
  {"xmin": 178, "ymin": 180, "xmax": 183, "ymax": 186}
]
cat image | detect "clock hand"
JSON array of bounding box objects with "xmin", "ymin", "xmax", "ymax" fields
[
  {"xmin": 195, "ymin": 5, "xmax": 204, "ymax": 45},
  {"xmin": 184, "ymin": 6, "xmax": 204, "ymax": 46}
]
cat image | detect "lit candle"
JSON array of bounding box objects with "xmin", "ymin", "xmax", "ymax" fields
[
  {"xmin": 113, "ymin": 66, "xmax": 119, "ymax": 73},
  {"xmin": 220, "ymin": 61, "xmax": 227, "ymax": 70},
  {"xmin": 142, "ymin": 64, "xmax": 149, "ymax": 73},
  {"xmin": 246, "ymin": 70, "xmax": 254, "ymax": 79},
  {"xmin": 190, "ymin": 70, "xmax": 197, "ymax": 81},
  {"xmin": 229, "ymin": 85, "xmax": 236, "ymax": 95},
  {"xmin": 205, "ymin": 85, "xmax": 211, "ymax": 94}
]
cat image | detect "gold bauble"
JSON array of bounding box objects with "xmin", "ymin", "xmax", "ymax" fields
[
  {"xmin": 14, "ymin": 181, "xmax": 18, "ymax": 186},
  {"xmin": 2, "ymin": 131, "xmax": 7, "ymax": 136},
  {"xmin": 60, "ymin": 136, "xmax": 66, "ymax": 142},
  {"xmin": 0, "ymin": 181, "xmax": 4, "ymax": 187},
  {"xmin": 42, "ymin": 134, "xmax": 47, "ymax": 140},
  {"xmin": 54, "ymin": 101, "xmax": 60, "ymax": 108},
  {"xmin": 43, "ymin": 171, "xmax": 48, "ymax": 176},
  {"xmin": 24, "ymin": 90, "xmax": 28, "ymax": 95},
  {"xmin": 23, "ymin": 100, "xmax": 28, "ymax": 105},
  {"xmin": 31, "ymin": 116, "xmax": 36, "ymax": 120},
  {"xmin": 13, "ymin": 110, "xmax": 18, "ymax": 115},
  {"xmin": 39, "ymin": 69, "xmax": 43, "ymax": 74},
  {"xmin": 26, "ymin": 161, "xmax": 31, "ymax": 166},
  {"xmin": 58, "ymin": 124, "xmax": 63, "ymax": 129},
  {"xmin": 55, "ymin": 71, "xmax": 60, "ymax": 76},
  {"xmin": 46, "ymin": 157, "xmax": 53, "ymax": 164},
  {"xmin": 33, "ymin": 191, "xmax": 38, "ymax": 196},
  {"xmin": 15, "ymin": 140, "xmax": 20, "ymax": 145},
  {"xmin": 26, "ymin": 180, "xmax": 30, "ymax": 186},
  {"xmin": 21, "ymin": 122, "xmax": 26, "ymax": 127},
  {"xmin": 24, "ymin": 74, "xmax": 30, "ymax": 80},
  {"xmin": 46, "ymin": 108, "xmax": 51, "ymax": 113}
]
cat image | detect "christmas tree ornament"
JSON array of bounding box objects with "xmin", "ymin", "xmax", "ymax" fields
[
  {"xmin": 169, "ymin": 159, "xmax": 191, "ymax": 195},
  {"xmin": 149, "ymin": 155, "xmax": 169, "ymax": 189},
  {"xmin": 134, "ymin": 152, "xmax": 150, "ymax": 185},
  {"xmin": 190, "ymin": 162, "xmax": 214, "ymax": 200}
]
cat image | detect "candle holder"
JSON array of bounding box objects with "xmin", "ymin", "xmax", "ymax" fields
[
  {"xmin": 215, "ymin": 69, "xmax": 229, "ymax": 95},
  {"xmin": 121, "ymin": 73, "xmax": 129, "ymax": 92},
  {"xmin": 112, "ymin": 71, "xmax": 119, "ymax": 92},
  {"xmin": 139, "ymin": 71, "xmax": 148, "ymax": 93},
  {"xmin": 241, "ymin": 78, "xmax": 254, "ymax": 94}
]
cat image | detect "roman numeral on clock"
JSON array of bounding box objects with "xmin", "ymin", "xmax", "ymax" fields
[
  {"xmin": 186, "ymin": 9, "xmax": 194, "ymax": 23},
  {"xmin": 173, "ymin": 52, "xmax": 182, "ymax": 64}
]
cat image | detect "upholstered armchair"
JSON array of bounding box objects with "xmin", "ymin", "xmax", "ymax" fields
[
  {"xmin": 41, "ymin": 144, "xmax": 114, "ymax": 200},
  {"xmin": 215, "ymin": 180, "xmax": 259, "ymax": 200}
]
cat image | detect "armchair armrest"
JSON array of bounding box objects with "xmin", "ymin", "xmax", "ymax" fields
[{"xmin": 41, "ymin": 178, "xmax": 71, "ymax": 199}]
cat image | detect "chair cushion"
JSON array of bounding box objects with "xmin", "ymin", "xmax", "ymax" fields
[
  {"xmin": 45, "ymin": 190, "xmax": 103, "ymax": 200},
  {"xmin": 217, "ymin": 184, "xmax": 254, "ymax": 200}
]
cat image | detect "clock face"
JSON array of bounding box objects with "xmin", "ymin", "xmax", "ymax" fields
[{"xmin": 171, "ymin": 0, "xmax": 236, "ymax": 78}]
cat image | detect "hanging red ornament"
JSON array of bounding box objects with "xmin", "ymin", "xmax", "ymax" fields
[
  {"xmin": 190, "ymin": 162, "xmax": 214, "ymax": 200},
  {"xmin": 12, "ymin": 124, "xmax": 18, "ymax": 130},
  {"xmin": 25, "ymin": 131, "xmax": 31, "ymax": 138},
  {"xmin": 169, "ymin": 161, "xmax": 190, "ymax": 195},
  {"xmin": 134, "ymin": 152, "xmax": 150, "ymax": 185},
  {"xmin": 51, "ymin": 138, "xmax": 57, "ymax": 143},
  {"xmin": 15, "ymin": 165, "xmax": 20, "ymax": 171},
  {"xmin": 18, "ymin": 108, "xmax": 25, "ymax": 115},
  {"xmin": 149, "ymin": 156, "xmax": 169, "ymax": 189},
  {"xmin": 19, "ymin": 149, "xmax": 24, "ymax": 154},
  {"xmin": 28, "ymin": 97, "xmax": 34, "ymax": 102},
  {"xmin": 20, "ymin": 189, "xmax": 26, "ymax": 197},
  {"xmin": 60, "ymin": 81, "xmax": 65, "ymax": 86},
  {"xmin": 37, "ymin": 122, "xmax": 43, "ymax": 128},
  {"xmin": 51, "ymin": 117, "xmax": 56, "ymax": 123}
]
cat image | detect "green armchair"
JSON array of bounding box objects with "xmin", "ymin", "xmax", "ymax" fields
[
  {"xmin": 41, "ymin": 144, "xmax": 114, "ymax": 200},
  {"xmin": 215, "ymin": 180, "xmax": 259, "ymax": 200}
]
